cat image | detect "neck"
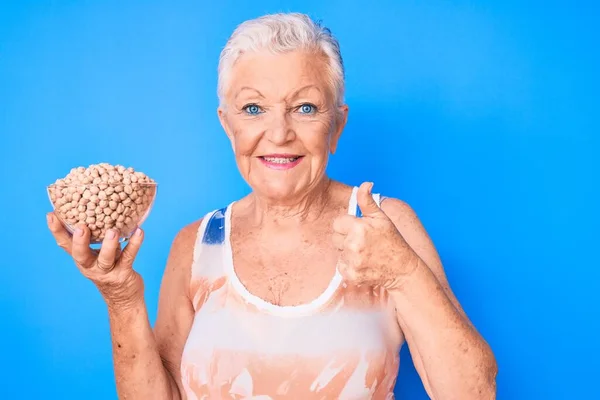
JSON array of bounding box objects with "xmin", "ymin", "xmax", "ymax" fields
[{"xmin": 250, "ymin": 177, "xmax": 333, "ymax": 226}]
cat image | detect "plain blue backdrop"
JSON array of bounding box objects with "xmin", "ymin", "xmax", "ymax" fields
[{"xmin": 1, "ymin": 0, "xmax": 598, "ymax": 398}]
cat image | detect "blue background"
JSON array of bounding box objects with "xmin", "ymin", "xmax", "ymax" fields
[{"xmin": 1, "ymin": 1, "xmax": 598, "ymax": 398}]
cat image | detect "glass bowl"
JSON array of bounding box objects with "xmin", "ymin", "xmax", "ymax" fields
[{"xmin": 47, "ymin": 181, "xmax": 157, "ymax": 244}]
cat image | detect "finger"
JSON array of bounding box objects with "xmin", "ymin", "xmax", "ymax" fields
[
  {"xmin": 336, "ymin": 258, "xmax": 349, "ymax": 276},
  {"xmin": 333, "ymin": 214, "xmax": 358, "ymax": 235},
  {"xmin": 357, "ymin": 182, "xmax": 383, "ymax": 217},
  {"xmin": 345, "ymin": 233, "xmax": 364, "ymax": 254},
  {"xmin": 337, "ymin": 257, "xmax": 358, "ymax": 282},
  {"xmin": 114, "ymin": 246, "xmax": 123, "ymax": 261},
  {"xmin": 118, "ymin": 228, "xmax": 144, "ymax": 268},
  {"xmin": 47, "ymin": 212, "xmax": 72, "ymax": 254},
  {"xmin": 71, "ymin": 223, "xmax": 96, "ymax": 268},
  {"xmin": 93, "ymin": 243, "xmax": 121, "ymax": 259},
  {"xmin": 96, "ymin": 229, "xmax": 120, "ymax": 272},
  {"xmin": 332, "ymin": 232, "xmax": 346, "ymax": 250}
]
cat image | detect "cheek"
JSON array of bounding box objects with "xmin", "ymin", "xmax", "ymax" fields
[
  {"xmin": 230, "ymin": 121, "xmax": 263, "ymax": 156},
  {"xmin": 294, "ymin": 120, "xmax": 331, "ymax": 177},
  {"xmin": 296, "ymin": 119, "xmax": 333, "ymax": 156}
]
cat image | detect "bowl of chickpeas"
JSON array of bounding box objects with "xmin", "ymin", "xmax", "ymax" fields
[{"xmin": 47, "ymin": 163, "xmax": 157, "ymax": 244}]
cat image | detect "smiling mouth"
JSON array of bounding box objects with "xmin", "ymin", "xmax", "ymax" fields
[{"xmin": 259, "ymin": 156, "xmax": 303, "ymax": 164}]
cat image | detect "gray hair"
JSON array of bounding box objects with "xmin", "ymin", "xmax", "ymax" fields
[{"xmin": 217, "ymin": 13, "xmax": 345, "ymax": 108}]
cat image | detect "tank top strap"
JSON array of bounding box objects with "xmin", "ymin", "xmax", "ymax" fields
[
  {"xmin": 191, "ymin": 205, "xmax": 231, "ymax": 283},
  {"xmin": 348, "ymin": 185, "xmax": 383, "ymax": 217}
]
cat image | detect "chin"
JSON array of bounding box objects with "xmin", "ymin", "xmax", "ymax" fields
[
  {"xmin": 260, "ymin": 182, "xmax": 299, "ymax": 200},
  {"xmin": 253, "ymin": 178, "xmax": 311, "ymax": 202}
]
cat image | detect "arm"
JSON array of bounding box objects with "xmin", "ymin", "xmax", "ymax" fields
[
  {"xmin": 108, "ymin": 289, "xmax": 178, "ymax": 400},
  {"xmin": 381, "ymin": 198, "xmax": 497, "ymax": 400},
  {"xmin": 47, "ymin": 213, "xmax": 198, "ymax": 400},
  {"xmin": 153, "ymin": 221, "xmax": 202, "ymax": 400},
  {"xmin": 109, "ymin": 220, "xmax": 199, "ymax": 399}
]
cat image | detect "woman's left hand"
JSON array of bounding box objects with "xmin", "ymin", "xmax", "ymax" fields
[{"xmin": 332, "ymin": 182, "xmax": 418, "ymax": 289}]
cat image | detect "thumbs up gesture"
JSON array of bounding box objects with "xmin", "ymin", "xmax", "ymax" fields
[{"xmin": 332, "ymin": 182, "xmax": 417, "ymax": 289}]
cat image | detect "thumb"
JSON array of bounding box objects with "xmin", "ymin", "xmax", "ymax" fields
[
  {"xmin": 118, "ymin": 228, "xmax": 144, "ymax": 268},
  {"xmin": 357, "ymin": 182, "xmax": 383, "ymax": 217}
]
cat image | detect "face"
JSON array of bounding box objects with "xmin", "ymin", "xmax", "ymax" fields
[{"xmin": 218, "ymin": 50, "xmax": 348, "ymax": 202}]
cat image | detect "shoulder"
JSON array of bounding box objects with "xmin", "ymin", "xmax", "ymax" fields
[
  {"xmin": 167, "ymin": 206, "xmax": 222, "ymax": 267},
  {"xmin": 380, "ymin": 197, "xmax": 423, "ymax": 230},
  {"xmin": 162, "ymin": 219, "xmax": 204, "ymax": 286},
  {"xmin": 379, "ymin": 196, "xmax": 439, "ymax": 264},
  {"xmin": 167, "ymin": 205, "xmax": 229, "ymax": 264},
  {"xmin": 379, "ymin": 195, "xmax": 468, "ymax": 316},
  {"xmin": 162, "ymin": 213, "xmax": 212, "ymax": 300},
  {"xmin": 171, "ymin": 219, "xmax": 203, "ymax": 253},
  {"xmin": 170, "ymin": 207, "xmax": 225, "ymax": 250}
]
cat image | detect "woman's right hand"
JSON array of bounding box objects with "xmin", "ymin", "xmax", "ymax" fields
[{"xmin": 46, "ymin": 211, "xmax": 146, "ymax": 309}]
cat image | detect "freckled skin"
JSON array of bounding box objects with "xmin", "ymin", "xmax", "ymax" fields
[
  {"xmin": 230, "ymin": 182, "xmax": 349, "ymax": 307},
  {"xmin": 181, "ymin": 191, "xmax": 403, "ymax": 399},
  {"xmin": 332, "ymin": 182, "xmax": 419, "ymax": 290},
  {"xmin": 216, "ymin": 49, "xmax": 421, "ymax": 307},
  {"xmin": 217, "ymin": 49, "xmax": 352, "ymax": 307},
  {"xmin": 178, "ymin": 48, "xmax": 497, "ymax": 400},
  {"xmin": 177, "ymin": 49, "xmax": 406, "ymax": 399}
]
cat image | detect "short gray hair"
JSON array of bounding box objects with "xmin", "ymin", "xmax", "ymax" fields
[{"xmin": 217, "ymin": 13, "xmax": 345, "ymax": 107}]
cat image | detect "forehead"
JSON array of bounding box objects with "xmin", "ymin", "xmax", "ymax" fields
[{"xmin": 226, "ymin": 50, "xmax": 331, "ymax": 99}]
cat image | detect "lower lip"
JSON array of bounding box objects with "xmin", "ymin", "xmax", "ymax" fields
[{"xmin": 259, "ymin": 157, "xmax": 304, "ymax": 170}]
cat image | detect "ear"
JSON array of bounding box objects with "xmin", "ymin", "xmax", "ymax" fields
[
  {"xmin": 329, "ymin": 104, "xmax": 349, "ymax": 155},
  {"xmin": 217, "ymin": 106, "xmax": 236, "ymax": 152}
]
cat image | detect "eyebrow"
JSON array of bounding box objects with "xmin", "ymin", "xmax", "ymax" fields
[
  {"xmin": 235, "ymin": 87, "xmax": 265, "ymax": 101},
  {"xmin": 288, "ymin": 85, "xmax": 323, "ymax": 100},
  {"xmin": 233, "ymin": 84, "xmax": 325, "ymax": 102}
]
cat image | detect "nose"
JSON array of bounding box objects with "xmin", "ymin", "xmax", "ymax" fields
[{"xmin": 266, "ymin": 109, "xmax": 295, "ymax": 145}]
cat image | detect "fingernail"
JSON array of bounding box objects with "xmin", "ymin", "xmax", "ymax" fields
[
  {"xmin": 135, "ymin": 228, "xmax": 142, "ymax": 237},
  {"xmin": 47, "ymin": 214, "xmax": 54, "ymax": 224},
  {"xmin": 107, "ymin": 229, "xmax": 116, "ymax": 240},
  {"xmin": 75, "ymin": 228, "xmax": 83, "ymax": 237}
]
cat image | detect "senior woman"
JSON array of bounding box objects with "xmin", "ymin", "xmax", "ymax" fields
[{"xmin": 47, "ymin": 12, "xmax": 496, "ymax": 400}]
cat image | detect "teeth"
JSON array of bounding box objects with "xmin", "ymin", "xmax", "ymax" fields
[{"xmin": 263, "ymin": 157, "xmax": 298, "ymax": 164}]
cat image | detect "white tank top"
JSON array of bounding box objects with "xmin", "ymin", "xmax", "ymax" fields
[{"xmin": 181, "ymin": 187, "xmax": 403, "ymax": 399}]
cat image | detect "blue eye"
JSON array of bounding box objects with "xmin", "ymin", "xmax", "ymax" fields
[
  {"xmin": 298, "ymin": 104, "xmax": 316, "ymax": 114},
  {"xmin": 244, "ymin": 104, "xmax": 263, "ymax": 115}
]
